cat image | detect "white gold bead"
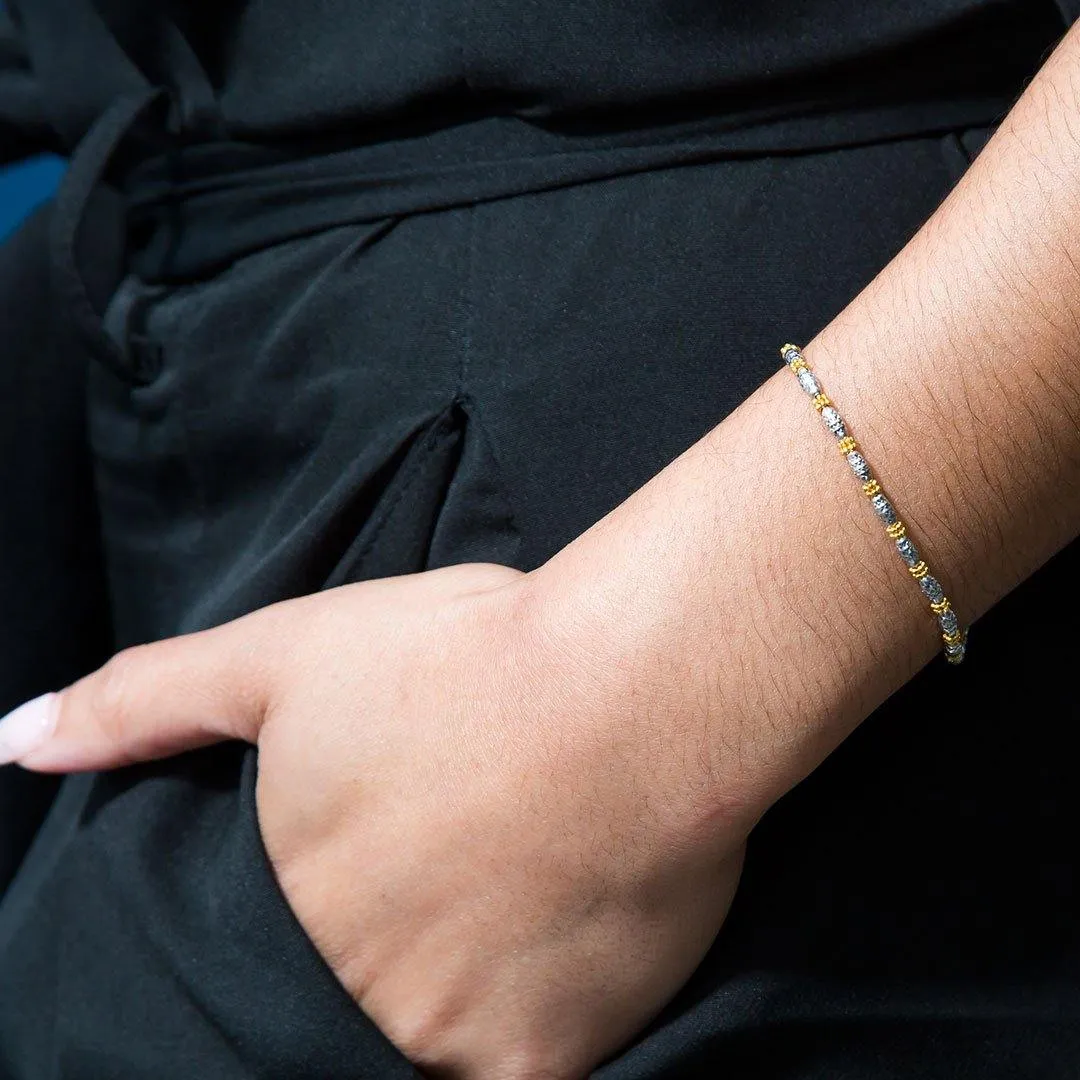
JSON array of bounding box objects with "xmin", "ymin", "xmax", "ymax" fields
[
  {"xmin": 918, "ymin": 575, "xmax": 945, "ymax": 604},
  {"xmin": 870, "ymin": 493, "xmax": 897, "ymax": 525},
  {"xmin": 846, "ymin": 450, "xmax": 871, "ymax": 482},
  {"xmin": 820, "ymin": 406, "xmax": 846, "ymax": 438},
  {"xmin": 797, "ymin": 368, "xmax": 820, "ymax": 396},
  {"xmin": 896, "ymin": 537, "xmax": 920, "ymax": 567}
]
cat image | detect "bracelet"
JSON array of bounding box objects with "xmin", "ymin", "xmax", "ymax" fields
[{"xmin": 781, "ymin": 343, "xmax": 968, "ymax": 665}]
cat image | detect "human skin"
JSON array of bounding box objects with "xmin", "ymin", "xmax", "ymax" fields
[{"xmin": 5, "ymin": 19, "xmax": 1080, "ymax": 1080}]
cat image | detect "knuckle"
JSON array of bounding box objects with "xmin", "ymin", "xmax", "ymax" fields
[
  {"xmin": 372, "ymin": 990, "xmax": 474, "ymax": 1069},
  {"xmin": 88, "ymin": 647, "xmax": 148, "ymax": 744},
  {"xmin": 376, "ymin": 1004, "xmax": 446, "ymax": 1064}
]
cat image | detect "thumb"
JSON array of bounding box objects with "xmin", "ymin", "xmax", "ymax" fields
[{"xmin": 0, "ymin": 606, "xmax": 285, "ymax": 773}]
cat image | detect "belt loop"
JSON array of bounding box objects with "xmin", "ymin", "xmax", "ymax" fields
[{"xmin": 48, "ymin": 87, "xmax": 169, "ymax": 385}]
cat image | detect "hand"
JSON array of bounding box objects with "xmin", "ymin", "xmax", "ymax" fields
[{"xmin": 3, "ymin": 563, "xmax": 750, "ymax": 1079}]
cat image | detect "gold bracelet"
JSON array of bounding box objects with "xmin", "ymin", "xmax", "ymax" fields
[{"xmin": 781, "ymin": 343, "xmax": 968, "ymax": 664}]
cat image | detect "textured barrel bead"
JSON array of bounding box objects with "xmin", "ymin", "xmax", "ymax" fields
[
  {"xmin": 846, "ymin": 450, "xmax": 872, "ymax": 482},
  {"xmin": 797, "ymin": 368, "xmax": 821, "ymax": 396},
  {"xmin": 896, "ymin": 536, "xmax": 921, "ymax": 567},
  {"xmin": 939, "ymin": 607, "xmax": 959, "ymax": 635},
  {"xmin": 820, "ymin": 406, "xmax": 846, "ymax": 438},
  {"xmin": 870, "ymin": 493, "xmax": 897, "ymax": 525},
  {"xmin": 918, "ymin": 575, "xmax": 945, "ymax": 604}
]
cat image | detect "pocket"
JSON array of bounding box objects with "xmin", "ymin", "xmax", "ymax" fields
[
  {"xmin": 321, "ymin": 398, "xmax": 467, "ymax": 588},
  {"xmin": 236, "ymin": 747, "xmax": 426, "ymax": 1079},
  {"xmin": 322, "ymin": 394, "xmax": 521, "ymax": 589}
]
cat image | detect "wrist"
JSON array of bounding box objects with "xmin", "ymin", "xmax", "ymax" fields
[
  {"xmin": 513, "ymin": 555, "xmax": 768, "ymax": 841},
  {"xmin": 516, "ymin": 375, "xmax": 935, "ymax": 835}
]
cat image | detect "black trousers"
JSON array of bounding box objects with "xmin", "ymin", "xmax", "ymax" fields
[{"xmin": 2, "ymin": 130, "xmax": 1080, "ymax": 1078}]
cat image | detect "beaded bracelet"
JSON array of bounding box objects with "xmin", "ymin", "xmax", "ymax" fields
[{"xmin": 781, "ymin": 343, "xmax": 968, "ymax": 665}]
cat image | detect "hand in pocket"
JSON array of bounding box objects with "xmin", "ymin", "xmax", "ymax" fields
[{"xmin": 3, "ymin": 563, "xmax": 749, "ymax": 1079}]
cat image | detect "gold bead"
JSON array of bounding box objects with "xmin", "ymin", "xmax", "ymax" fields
[
  {"xmin": 930, "ymin": 598, "xmax": 951, "ymax": 615},
  {"xmin": 885, "ymin": 521, "xmax": 906, "ymax": 539},
  {"xmin": 908, "ymin": 561, "xmax": 929, "ymax": 579},
  {"xmin": 862, "ymin": 478, "xmax": 881, "ymax": 497},
  {"xmin": 781, "ymin": 342, "xmax": 808, "ymax": 371},
  {"xmin": 837, "ymin": 436, "xmax": 857, "ymax": 455},
  {"xmin": 943, "ymin": 629, "xmax": 964, "ymax": 646},
  {"xmin": 812, "ymin": 392, "xmax": 830, "ymax": 411}
]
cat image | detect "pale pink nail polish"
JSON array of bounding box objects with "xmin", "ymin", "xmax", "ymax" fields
[{"xmin": 0, "ymin": 693, "xmax": 59, "ymax": 765}]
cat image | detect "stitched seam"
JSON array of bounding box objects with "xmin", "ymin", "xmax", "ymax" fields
[{"xmin": 459, "ymin": 206, "xmax": 476, "ymax": 392}]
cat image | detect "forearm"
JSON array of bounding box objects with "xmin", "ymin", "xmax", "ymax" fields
[{"xmin": 523, "ymin": 24, "xmax": 1080, "ymax": 831}]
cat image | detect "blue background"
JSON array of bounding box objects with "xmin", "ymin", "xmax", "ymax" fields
[{"xmin": 0, "ymin": 155, "xmax": 64, "ymax": 240}]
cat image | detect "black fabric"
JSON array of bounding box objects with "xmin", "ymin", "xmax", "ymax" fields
[
  {"xmin": 5, "ymin": 126, "xmax": 1080, "ymax": 1078},
  {"xmin": 0, "ymin": 205, "xmax": 111, "ymax": 895},
  {"xmin": 1055, "ymin": 0, "xmax": 1080, "ymax": 26},
  {"xmin": 0, "ymin": 0, "xmax": 1069, "ymax": 155},
  {"xmin": 0, "ymin": 9, "xmax": 58, "ymax": 163},
  {"xmin": 2, "ymin": 3, "xmax": 1080, "ymax": 1078}
]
